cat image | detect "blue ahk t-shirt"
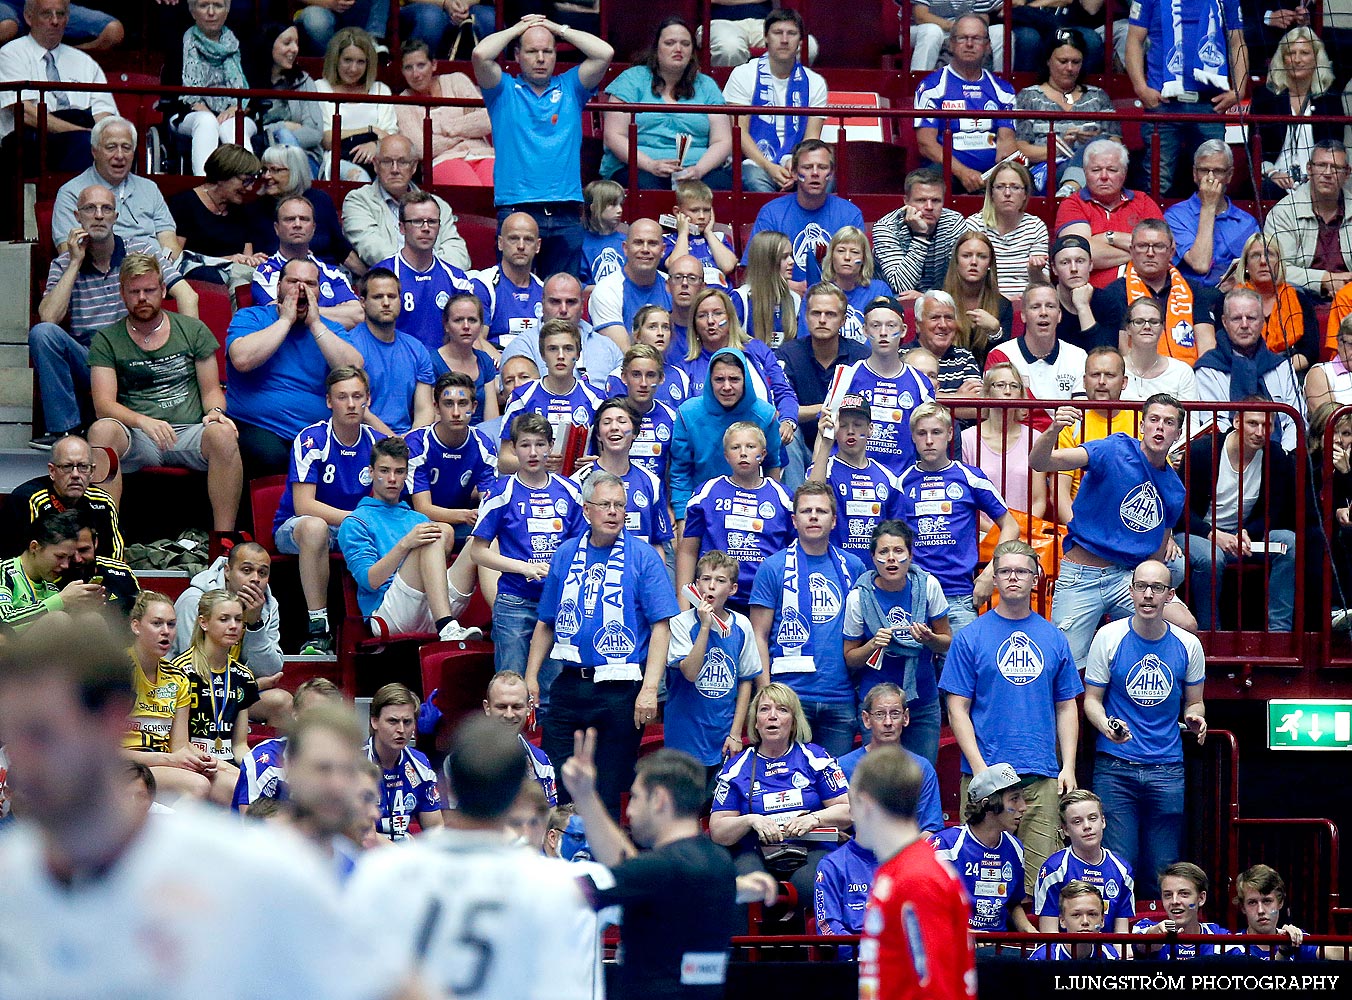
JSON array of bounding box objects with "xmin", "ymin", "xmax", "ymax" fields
[
  {"xmin": 499, "ymin": 377, "xmax": 606, "ymax": 446},
  {"xmin": 939, "ymin": 610, "xmax": 1084, "ymax": 777},
  {"xmin": 664, "ymin": 606, "xmax": 762, "ymax": 766},
  {"xmin": 742, "ymin": 194, "xmax": 866, "ymax": 284},
  {"xmin": 929, "ymin": 824, "xmax": 1027, "ymax": 931},
  {"xmin": 1085, "ymin": 618, "xmax": 1206, "ymax": 764},
  {"xmin": 1035, "ymin": 846, "xmax": 1136, "ymax": 925},
  {"xmin": 712, "ymin": 741, "xmax": 849, "ymax": 851},
  {"xmin": 537, "ymin": 530, "xmax": 680, "ymax": 673},
  {"xmin": 812, "ymin": 456, "xmax": 898, "ymax": 559},
  {"xmin": 750, "ymin": 543, "xmax": 866, "ymax": 703},
  {"xmin": 1027, "ymin": 943, "xmax": 1122, "ymax": 960},
  {"xmin": 405, "ymin": 424, "xmax": 497, "ymax": 511},
  {"xmin": 889, "ymin": 460, "xmax": 1010, "ymax": 597},
  {"xmin": 581, "ymin": 230, "xmax": 626, "ymax": 286},
  {"xmin": 363, "ymin": 740, "xmax": 442, "ymax": 842},
  {"xmin": 274, "ymin": 420, "xmax": 381, "ymax": 529},
  {"xmin": 603, "ymin": 395, "xmax": 679, "ymax": 483},
  {"xmin": 377, "ymin": 251, "xmax": 476, "ymax": 355},
  {"xmin": 519, "ymin": 733, "xmax": 558, "ymax": 806},
  {"xmin": 662, "ymin": 229, "xmax": 733, "ymax": 285},
  {"xmin": 472, "ymin": 473, "xmax": 585, "ymax": 602},
  {"xmin": 683, "ymin": 476, "xmax": 794, "ymax": 599},
  {"xmin": 1065, "ymin": 433, "xmax": 1186, "ymax": 566},
  {"xmin": 831, "ymin": 360, "xmax": 936, "ymax": 476}
]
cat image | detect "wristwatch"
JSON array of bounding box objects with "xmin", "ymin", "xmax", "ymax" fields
[{"xmin": 1105, "ymin": 230, "xmax": 1118, "ymax": 248}]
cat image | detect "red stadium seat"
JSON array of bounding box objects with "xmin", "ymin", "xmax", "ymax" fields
[
  {"xmin": 457, "ymin": 213, "xmax": 501, "ymax": 271},
  {"xmin": 249, "ymin": 475, "xmax": 286, "ymax": 554},
  {"xmin": 337, "ymin": 572, "xmax": 439, "ymax": 695},
  {"xmin": 186, "ymin": 279, "xmax": 233, "ymax": 386},
  {"xmin": 418, "ymin": 641, "xmax": 496, "ymax": 751}
]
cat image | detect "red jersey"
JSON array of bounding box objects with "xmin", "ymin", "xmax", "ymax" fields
[{"xmin": 858, "ymin": 838, "xmax": 976, "ymax": 1000}]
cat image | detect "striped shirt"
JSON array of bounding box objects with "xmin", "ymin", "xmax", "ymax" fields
[
  {"xmin": 43, "ymin": 237, "xmax": 183, "ymax": 342},
  {"xmin": 965, "ymin": 212, "xmax": 1050, "ymax": 300},
  {"xmin": 872, "ymin": 206, "xmax": 966, "ymax": 296},
  {"xmin": 0, "ymin": 556, "xmax": 62, "ymax": 633}
]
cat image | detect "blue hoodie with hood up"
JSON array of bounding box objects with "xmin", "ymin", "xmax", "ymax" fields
[{"xmin": 669, "ymin": 347, "xmax": 782, "ymax": 519}]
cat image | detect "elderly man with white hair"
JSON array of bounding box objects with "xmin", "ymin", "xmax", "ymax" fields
[
  {"xmin": 51, "ymin": 116, "xmax": 178, "ymax": 256},
  {"xmin": 1053, "ymin": 138, "xmax": 1164, "ymax": 289}
]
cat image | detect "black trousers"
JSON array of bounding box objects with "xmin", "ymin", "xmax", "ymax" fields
[{"xmin": 543, "ymin": 670, "xmax": 644, "ymax": 820}]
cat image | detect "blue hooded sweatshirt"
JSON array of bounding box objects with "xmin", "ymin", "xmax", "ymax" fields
[{"xmin": 669, "ymin": 347, "xmax": 782, "ymax": 520}]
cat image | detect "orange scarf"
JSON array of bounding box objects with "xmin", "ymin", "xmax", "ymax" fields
[
  {"xmin": 1240, "ymin": 281, "xmax": 1304, "ymax": 355},
  {"xmin": 1124, "ymin": 263, "xmax": 1199, "ymax": 365}
]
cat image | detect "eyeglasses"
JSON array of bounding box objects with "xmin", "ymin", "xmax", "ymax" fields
[
  {"xmin": 1310, "ymin": 161, "xmax": 1350, "ymax": 175},
  {"xmin": 1133, "ymin": 242, "xmax": 1171, "ymax": 254},
  {"xmin": 53, "ymin": 462, "xmax": 94, "ymax": 474},
  {"xmin": 1128, "ymin": 317, "xmax": 1163, "ymax": 329},
  {"xmin": 1195, "ymin": 165, "xmax": 1232, "ymax": 177},
  {"xmin": 987, "ymin": 380, "xmax": 1023, "ymax": 392},
  {"xmin": 669, "ymin": 273, "xmax": 702, "ymax": 284},
  {"xmin": 585, "ymin": 500, "xmax": 625, "ymax": 512},
  {"xmin": 262, "ymin": 165, "xmax": 290, "ymax": 175},
  {"xmin": 992, "ymin": 184, "xmax": 1026, "ymax": 194},
  {"xmin": 401, "ymin": 218, "xmax": 439, "ymax": 228},
  {"xmin": 376, "ymin": 157, "xmax": 418, "ymax": 169},
  {"xmin": 1131, "ymin": 581, "xmax": 1170, "ymax": 595},
  {"xmin": 869, "ymin": 709, "xmax": 906, "ymax": 721},
  {"xmin": 77, "ymin": 203, "xmax": 114, "ymax": 216},
  {"xmin": 995, "ymin": 566, "xmax": 1036, "ymax": 579}
]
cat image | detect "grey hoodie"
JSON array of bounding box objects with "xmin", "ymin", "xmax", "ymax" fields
[{"xmin": 171, "ymin": 556, "xmax": 283, "ymax": 678}]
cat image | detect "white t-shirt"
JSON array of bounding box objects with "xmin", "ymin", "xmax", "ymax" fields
[
  {"xmin": 1121, "ymin": 358, "xmax": 1199, "ymax": 402},
  {"xmin": 0, "ymin": 807, "xmax": 394, "ymax": 1000},
  {"xmin": 1213, "ymin": 439, "xmax": 1263, "ymax": 534},
  {"xmin": 722, "ymin": 60, "xmax": 829, "ymax": 165},
  {"xmin": 346, "ymin": 827, "xmax": 598, "ymax": 1000}
]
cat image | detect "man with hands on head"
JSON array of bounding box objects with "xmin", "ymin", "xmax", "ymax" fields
[
  {"xmin": 226, "ymin": 257, "xmax": 363, "ymax": 476},
  {"xmin": 473, "ymin": 13, "xmax": 614, "ymax": 280}
]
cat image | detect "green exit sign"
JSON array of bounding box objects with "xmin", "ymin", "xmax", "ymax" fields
[{"xmin": 1268, "ymin": 700, "xmax": 1352, "ymax": 750}]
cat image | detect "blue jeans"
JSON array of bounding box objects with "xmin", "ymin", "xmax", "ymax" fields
[
  {"xmin": 800, "ymin": 699, "xmax": 857, "ymax": 760},
  {"xmin": 29, "ymin": 322, "xmax": 89, "ymax": 434},
  {"xmin": 471, "ymin": 2, "xmax": 496, "ymax": 37},
  {"xmin": 0, "ymin": 2, "xmax": 116, "ymax": 44},
  {"xmin": 901, "ymin": 694, "xmax": 940, "ymax": 769},
  {"xmin": 296, "ymin": 0, "xmax": 390, "ymax": 54},
  {"xmin": 495, "ymin": 203, "xmax": 584, "ymax": 282},
  {"xmin": 492, "ymin": 592, "xmax": 561, "ymax": 717},
  {"xmin": 1012, "ymin": 24, "xmax": 1103, "ymax": 72},
  {"xmin": 1181, "ymin": 529, "xmax": 1296, "ymax": 631},
  {"xmin": 400, "ymin": 3, "xmax": 450, "ymax": 49},
  {"xmin": 944, "ymin": 593, "xmax": 977, "ymax": 636},
  {"xmin": 1139, "ymin": 100, "xmax": 1225, "ymax": 198},
  {"xmin": 1094, "ymin": 753, "xmax": 1184, "ymax": 899}
]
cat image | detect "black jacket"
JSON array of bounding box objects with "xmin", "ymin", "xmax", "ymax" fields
[{"xmin": 1179, "ymin": 432, "xmax": 1297, "ymax": 539}]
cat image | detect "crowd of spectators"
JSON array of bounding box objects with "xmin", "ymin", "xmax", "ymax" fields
[{"xmin": 1, "ymin": 0, "xmax": 1350, "ymax": 989}]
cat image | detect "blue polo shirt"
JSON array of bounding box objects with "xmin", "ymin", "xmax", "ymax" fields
[
  {"xmin": 1164, "ymin": 194, "xmax": 1260, "ymax": 286},
  {"xmin": 483, "ymin": 66, "xmax": 594, "ymax": 206}
]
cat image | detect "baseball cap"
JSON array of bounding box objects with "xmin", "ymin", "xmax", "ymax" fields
[
  {"xmin": 1052, "ymin": 234, "xmax": 1091, "ymax": 260},
  {"xmin": 863, "ymin": 295, "xmax": 907, "ymax": 322},
  {"xmin": 967, "ymin": 762, "xmax": 1035, "ymax": 802},
  {"xmin": 836, "ymin": 393, "xmax": 871, "ymax": 420}
]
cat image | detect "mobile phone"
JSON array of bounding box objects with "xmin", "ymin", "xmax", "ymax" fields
[{"xmin": 89, "ymin": 575, "xmax": 103, "ymax": 585}]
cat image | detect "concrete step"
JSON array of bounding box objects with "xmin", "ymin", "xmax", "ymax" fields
[{"xmin": 0, "ymin": 365, "xmax": 31, "ymax": 411}]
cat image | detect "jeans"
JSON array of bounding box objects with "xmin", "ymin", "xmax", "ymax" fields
[
  {"xmin": 471, "ymin": 2, "xmax": 496, "ymax": 37},
  {"xmin": 742, "ymin": 161, "xmax": 782, "ymax": 193},
  {"xmin": 901, "ymin": 694, "xmax": 940, "ymax": 769},
  {"xmin": 1094, "ymin": 753, "xmax": 1184, "ymax": 899},
  {"xmin": 267, "ymin": 125, "xmax": 323, "ymax": 176},
  {"xmin": 944, "ymin": 593, "xmax": 977, "ymax": 636},
  {"xmin": 296, "ymin": 0, "xmax": 390, "ymax": 54},
  {"xmin": 1181, "ymin": 529, "xmax": 1296, "ymax": 632},
  {"xmin": 782, "ymin": 428, "xmax": 810, "ymax": 494},
  {"xmin": 400, "ymin": 3, "xmax": 450, "ymax": 49},
  {"xmin": 1051, "ymin": 557, "xmax": 1191, "ymax": 668},
  {"xmin": 612, "ymin": 164, "xmax": 734, "ymax": 192},
  {"xmin": 799, "ymin": 699, "xmax": 857, "ymax": 760},
  {"xmin": 1012, "ymin": 24, "xmax": 1103, "ymax": 72},
  {"xmin": 1139, "ymin": 100, "xmax": 1225, "ymax": 198},
  {"xmin": 733, "ymin": 842, "xmax": 831, "ymax": 913},
  {"xmin": 0, "ymin": 2, "xmax": 116, "ymax": 44},
  {"xmin": 495, "ymin": 203, "xmax": 584, "ymax": 281},
  {"xmin": 29, "ymin": 322, "xmax": 89, "ymax": 434},
  {"xmin": 543, "ymin": 671, "xmax": 645, "ymax": 819}
]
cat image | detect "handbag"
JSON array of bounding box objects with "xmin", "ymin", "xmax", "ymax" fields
[{"xmin": 749, "ymin": 751, "xmax": 811, "ymax": 877}]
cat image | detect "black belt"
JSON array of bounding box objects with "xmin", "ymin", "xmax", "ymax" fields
[{"xmin": 501, "ymin": 200, "xmax": 582, "ymax": 216}]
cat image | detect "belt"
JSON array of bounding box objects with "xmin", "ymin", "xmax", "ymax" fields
[
  {"xmin": 502, "ymin": 200, "xmax": 581, "ymax": 216},
  {"xmin": 1097, "ymin": 751, "xmax": 1179, "ymax": 767}
]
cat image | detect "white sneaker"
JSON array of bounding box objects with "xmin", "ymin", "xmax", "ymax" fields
[
  {"xmin": 439, "ymin": 619, "xmax": 483, "ymax": 642},
  {"xmin": 1333, "ymin": 608, "xmax": 1352, "ymax": 632}
]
